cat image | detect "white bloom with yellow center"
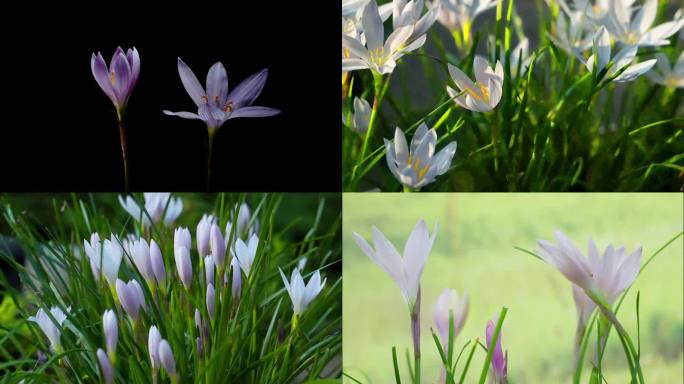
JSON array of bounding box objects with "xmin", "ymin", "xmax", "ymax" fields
[
  {"xmin": 447, "ymin": 56, "xmax": 503, "ymax": 112},
  {"xmin": 647, "ymin": 51, "xmax": 684, "ymax": 88},
  {"xmin": 582, "ymin": 26, "xmax": 656, "ymax": 82},
  {"xmin": 607, "ymin": 0, "xmax": 683, "ymax": 46}
]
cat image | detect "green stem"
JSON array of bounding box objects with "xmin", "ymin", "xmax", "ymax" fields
[
  {"xmin": 207, "ymin": 128, "xmax": 216, "ymax": 191},
  {"xmin": 116, "ymin": 109, "xmax": 129, "ymax": 193},
  {"xmin": 410, "ymin": 286, "xmax": 422, "ymax": 384}
]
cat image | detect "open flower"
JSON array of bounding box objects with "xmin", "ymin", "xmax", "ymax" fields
[
  {"xmin": 119, "ymin": 193, "xmax": 183, "ymax": 227},
  {"xmin": 384, "ymin": 124, "xmax": 457, "ymax": 190},
  {"xmin": 537, "ymin": 230, "xmax": 642, "ymax": 306},
  {"xmin": 546, "ymin": 2, "xmax": 593, "ymax": 56},
  {"xmin": 437, "ymin": 0, "xmax": 496, "ymax": 47},
  {"xmin": 581, "ymin": 26, "xmax": 657, "ymax": 82},
  {"xmin": 485, "ymin": 317, "xmax": 507, "ymax": 384},
  {"xmin": 447, "ymin": 56, "xmax": 503, "ymax": 112},
  {"xmin": 84, "ymin": 233, "xmax": 123, "ymax": 286},
  {"xmin": 27, "ymin": 306, "xmax": 70, "ymax": 352},
  {"xmin": 163, "ymin": 59, "xmax": 280, "ymax": 132},
  {"xmin": 279, "ymin": 268, "xmax": 326, "ymax": 316},
  {"xmin": 91, "ymin": 47, "xmax": 140, "ymax": 113},
  {"xmin": 434, "ymin": 289, "xmax": 469, "ymax": 353},
  {"xmin": 391, "ymin": 0, "xmax": 440, "ymax": 48},
  {"xmin": 607, "ymin": 0, "xmax": 683, "ymax": 46},
  {"xmin": 352, "ymin": 219, "xmax": 437, "ymax": 310},
  {"xmin": 647, "ymin": 52, "xmax": 684, "ymax": 88},
  {"xmin": 234, "ymin": 233, "xmax": 259, "ymax": 278},
  {"xmin": 342, "ymin": 0, "xmax": 423, "ymax": 74}
]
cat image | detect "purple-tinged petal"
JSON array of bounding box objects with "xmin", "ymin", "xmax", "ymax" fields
[
  {"xmin": 91, "ymin": 53, "xmax": 117, "ymax": 105},
  {"xmin": 227, "ymin": 106, "xmax": 280, "ymax": 119},
  {"xmin": 97, "ymin": 348, "xmax": 114, "ymax": 384},
  {"xmin": 111, "ymin": 51, "xmax": 132, "ymax": 105},
  {"xmin": 177, "ymin": 58, "xmax": 207, "ymax": 107},
  {"xmin": 163, "ymin": 110, "xmax": 202, "ymax": 120},
  {"xmin": 226, "ymin": 69, "xmax": 269, "ymax": 110},
  {"xmin": 126, "ymin": 47, "xmax": 141, "ymax": 91},
  {"xmin": 206, "ymin": 62, "xmax": 228, "ymax": 107},
  {"xmin": 486, "ymin": 319, "xmax": 506, "ymax": 380}
]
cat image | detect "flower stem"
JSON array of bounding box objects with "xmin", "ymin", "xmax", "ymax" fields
[
  {"xmin": 207, "ymin": 128, "xmax": 216, "ymax": 191},
  {"xmin": 410, "ymin": 286, "xmax": 421, "ymax": 384},
  {"xmin": 116, "ymin": 108, "xmax": 129, "ymax": 193}
]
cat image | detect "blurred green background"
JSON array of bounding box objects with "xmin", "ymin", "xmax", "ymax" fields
[{"xmin": 343, "ymin": 193, "xmax": 683, "ymax": 383}]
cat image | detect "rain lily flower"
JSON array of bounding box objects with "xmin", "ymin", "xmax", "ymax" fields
[
  {"xmin": 342, "ymin": 0, "xmax": 423, "ymax": 74},
  {"xmin": 204, "ymin": 256, "xmax": 215, "ymax": 286},
  {"xmin": 197, "ymin": 214, "xmax": 217, "ymax": 257},
  {"xmin": 206, "ymin": 283, "xmax": 216, "ymax": 319},
  {"xmin": 607, "ymin": 0, "xmax": 684, "ymax": 46},
  {"xmin": 231, "ymin": 257, "xmax": 242, "ymax": 299},
  {"xmin": 434, "ymin": 289, "xmax": 469, "ymax": 353},
  {"xmin": 391, "ymin": 0, "xmax": 441, "ymax": 48},
  {"xmin": 129, "ymin": 238, "xmax": 154, "ymax": 283},
  {"xmin": 175, "ymin": 246, "xmax": 193, "ymax": 290},
  {"xmin": 447, "ymin": 56, "xmax": 504, "ymax": 112},
  {"xmin": 119, "ymin": 193, "xmax": 183, "ymax": 227},
  {"xmin": 210, "ymin": 223, "xmax": 227, "ymax": 269},
  {"xmin": 174, "ymin": 227, "xmax": 192, "ymax": 255},
  {"xmin": 102, "ymin": 309, "xmax": 118, "ymax": 359},
  {"xmin": 279, "ymin": 268, "xmax": 326, "ymax": 316},
  {"xmin": 384, "ymin": 124, "xmax": 457, "ymax": 190},
  {"xmin": 158, "ymin": 339, "xmax": 177, "ymax": 379},
  {"xmin": 234, "ymin": 234, "xmax": 259, "ymax": 278},
  {"xmin": 297, "ymin": 257, "xmax": 308, "ymax": 272},
  {"xmin": 352, "ymin": 219, "xmax": 437, "ymax": 311},
  {"xmin": 342, "ymin": 0, "xmax": 371, "ymax": 16},
  {"xmin": 547, "ymin": 9, "xmax": 593, "ymax": 56},
  {"xmin": 84, "ymin": 233, "xmax": 123, "ymax": 286},
  {"xmin": 96, "ymin": 348, "xmax": 114, "ymax": 384},
  {"xmin": 347, "ymin": 96, "xmax": 372, "ymax": 135},
  {"xmin": 163, "ymin": 59, "xmax": 280, "ymax": 133},
  {"xmin": 486, "ymin": 318, "xmax": 508, "ymax": 384},
  {"xmin": 116, "ymin": 279, "xmax": 146, "ymax": 322},
  {"xmin": 647, "ymin": 52, "xmax": 684, "ymax": 88},
  {"xmin": 148, "ymin": 326, "xmax": 161, "ymax": 372},
  {"xmin": 150, "ymin": 240, "xmax": 166, "ymax": 285},
  {"xmin": 537, "ymin": 230, "xmax": 642, "ymax": 307},
  {"xmin": 27, "ymin": 306, "xmax": 70, "ymax": 352},
  {"xmin": 233, "ymin": 203, "xmax": 257, "ymax": 238},
  {"xmin": 581, "ymin": 27, "xmax": 657, "ymax": 82},
  {"xmin": 436, "ymin": 0, "xmax": 496, "ymax": 47},
  {"xmin": 91, "ymin": 47, "xmax": 140, "ymax": 115}
]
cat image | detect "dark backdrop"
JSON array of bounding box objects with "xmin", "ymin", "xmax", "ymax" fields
[{"xmin": 1, "ymin": 2, "xmax": 339, "ymax": 191}]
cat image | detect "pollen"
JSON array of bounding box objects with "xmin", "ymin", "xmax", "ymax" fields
[
  {"xmin": 467, "ymin": 83, "xmax": 490, "ymax": 103},
  {"xmin": 201, "ymin": 95, "xmax": 209, "ymax": 103},
  {"xmin": 223, "ymin": 102, "xmax": 234, "ymax": 112},
  {"xmin": 110, "ymin": 71, "xmax": 116, "ymax": 85}
]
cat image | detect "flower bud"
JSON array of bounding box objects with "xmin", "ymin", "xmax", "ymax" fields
[
  {"xmin": 96, "ymin": 348, "xmax": 114, "ymax": 384},
  {"xmin": 174, "ymin": 246, "xmax": 193, "ymax": 290},
  {"xmin": 148, "ymin": 325, "xmax": 161, "ymax": 371},
  {"xmin": 150, "ymin": 239, "xmax": 166, "ymax": 285},
  {"xmin": 102, "ymin": 309, "xmax": 118, "ymax": 357},
  {"xmin": 210, "ymin": 224, "xmax": 226, "ymax": 269},
  {"xmin": 204, "ymin": 256, "xmax": 215, "ymax": 286},
  {"xmin": 206, "ymin": 283, "xmax": 216, "ymax": 319},
  {"xmin": 158, "ymin": 339, "xmax": 176, "ymax": 376},
  {"xmin": 196, "ymin": 214, "xmax": 216, "ymax": 257}
]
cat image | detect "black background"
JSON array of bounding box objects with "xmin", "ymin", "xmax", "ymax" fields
[{"xmin": 1, "ymin": 2, "xmax": 339, "ymax": 191}]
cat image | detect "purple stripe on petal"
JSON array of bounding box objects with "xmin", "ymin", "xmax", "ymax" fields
[
  {"xmin": 91, "ymin": 53, "xmax": 117, "ymax": 105},
  {"xmin": 228, "ymin": 106, "xmax": 281, "ymax": 119},
  {"xmin": 177, "ymin": 58, "xmax": 207, "ymax": 107},
  {"xmin": 206, "ymin": 62, "xmax": 228, "ymax": 107},
  {"xmin": 112, "ymin": 51, "xmax": 132, "ymax": 105},
  {"xmin": 226, "ymin": 69, "xmax": 268, "ymax": 110}
]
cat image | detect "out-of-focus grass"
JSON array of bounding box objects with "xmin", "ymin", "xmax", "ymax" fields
[{"xmin": 342, "ymin": 193, "xmax": 683, "ymax": 383}]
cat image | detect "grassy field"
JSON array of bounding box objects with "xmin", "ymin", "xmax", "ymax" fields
[{"xmin": 342, "ymin": 193, "xmax": 683, "ymax": 383}]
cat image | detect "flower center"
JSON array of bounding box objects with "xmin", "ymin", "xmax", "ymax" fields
[
  {"xmin": 223, "ymin": 101, "xmax": 233, "ymax": 112},
  {"xmin": 407, "ymin": 155, "xmax": 430, "ymax": 181},
  {"xmin": 468, "ymin": 82, "xmax": 490, "ymax": 103},
  {"xmin": 369, "ymin": 46, "xmax": 387, "ymax": 67},
  {"xmin": 110, "ymin": 71, "xmax": 116, "ymax": 85}
]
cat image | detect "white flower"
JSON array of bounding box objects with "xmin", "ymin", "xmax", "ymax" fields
[
  {"xmin": 27, "ymin": 306, "xmax": 70, "ymax": 352},
  {"xmin": 129, "ymin": 237, "xmax": 154, "ymax": 283},
  {"xmin": 116, "ymin": 278, "xmax": 146, "ymax": 322},
  {"xmin": 647, "ymin": 52, "xmax": 684, "ymax": 88},
  {"xmin": 391, "ymin": 0, "xmax": 441, "ymax": 48},
  {"xmin": 102, "ymin": 309, "xmax": 118, "ymax": 357},
  {"xmin": 342, "ymin": 0, "xmax": 423, "ymax": 74},
  {"xmin": 503, "ymin": 36, "xmax": 532, "ymax": 78},
  {"xmin": 148, "ymin": 325, "xmax": 162, "ymax": 372},
  {"xmin": 119, "ymin": 193, "xmax": 183, "ymax": 227},
  {"xmin": 279, "ymin": 268, "xmax": 326, "ymax": 316},
  {"xmin": 84, "ymin": 233, "xmax": 123, "ymax": 286},
  {"xmin": 234, "ymin": 233, "xmax": 259, "ymax": 277},
  {"xmin": 447, "ymin": 56, "xmax": 503, "ymax": 112},
  {"xmin": 384, "ymin": 124, "xmax": 457, "ymax": 189},
  {"xmin": 348, "ymin": 96, "xmax": 372, "ymax": 135},
  {"xmin": 196, "ymin": 214, "xmax": 217, "ymax": 257},
  {"xmin": 353, "ymin": 219, "xmax": 437, "ymax": 310},
  {"xmin": 233, "ymin": 202, "xmax": 257, "ymax": 238},
  {"xmin": 174, "ymin": 246, "xmax": 193, "ymax": 290},
  {"xmin": 342, "ymin": 0, "xmax": 371, "ymax": 16},
  {"xmin": 547, "ymin": 9, "xmax": 593, "ymax": 56},
  {"xmin": 607, "ymin": 0, "xmax": 683, "ymax": 46},
  {"xmin": 436, "ymin": 0, "xmax": 496, "ymax": 40},
  {"xmin": 434, "ymin": 289, "xmax": 469, "ymax": 352},
  {"xmin": 582, "ymin": 26, "xmax": 656, "ymax": 82},
  {"xmin": 537, "ymin": 230, "xmax": 642, "ymax": 305}
]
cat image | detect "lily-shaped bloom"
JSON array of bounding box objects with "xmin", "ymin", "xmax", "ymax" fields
[
  {"xmin": 234, "ymin": 234, "xmax": 259, "ymax": 278},
  {"xmin": 647, "ymin": 52, "xmax": 684, "ymax": 88},
  {"xmin": 102, "ymin": 309, "xmax": 118, "ymax": 359},
  {"xmin": 150, "ymin": 240, "xmax": 166, "ymax": 285},
  {"xmin": 119, "ymin": 193, "xmax": 183, "ymax": 227},
  {"xmin": 233, "ymin": 202, "xmax": 258, "ymax": 239},
  {"xmin": 279, "ymin": 268, "xmax": 326, "ymax": 316},
  {"xmin": 353, "ymin": 219, "xmax": 437, "ymax": 310},
  {"xmin": 342, "ymin": 0, "xmax": 423, "ymax": 74},
  {"xmin": 197, "ymin": 214, "xmax": 217, "ymax": 257},
  {"xmin": 116, "ymin": 278, "xmax": 146, "ymax": 322},
  {"xmin": 346, "ymin": 96, "xmax": 372, "ymax": 135},
  {"xmin": 96, "ymin": 348, "xmax": 114, "ymax": 384},
  {"xmin": 434, "ymin": 289, "xmax": 469, "ymax": 353},
  {"xmin": 91, "ymin": 47, "xmax": 140, "ymax": 114},
  {"xmin": 128, "ymin": 238, "xmax": 154, "ymax": 283},
  {"xmin": 447, "ymin": 56, "xmax": 504, "ymax": 112},
  {"xmin": 547, "ymin": 9, "xmax": 593, "ymax": 56},
  {"xmin": 158, "ymin": 339, "xmax": 177, "ymax": 379},
  {"xmin": 210, "ymin": 223, "xmax": 227, "ymax": 269},
  {"xmin": 537, "ymin": 230, "xmax": 642, "ymax": 306},
  {"xmin": 485, "ymin": 318, "xmax": 508, "ymax": 384},
  {"xmin": 28, "ymin": 306, "xmax": 70, "ymax": 352},
  {"xmin": 436, "ymin": 0, "xmax": 496, "ymax": 47},
  {"xmin": 174, "ymin": 227, "xmax": 192, "ymax": 255},
  {"xmin": 391, "ymin": 0, "xmax": 440, "ymax": 48},
  {"xmin": 148, "ymin": 326, "xmax": 162, "ymax": 373},
  {"xmin": 384, "ymin": 124, "xmax": 457, "ymax": 190},
  {"xmin": 342, "ymin": 0, "xmax": 371, "ymax": 16},
  {"xmin": 175, "ymin": 246, "xmax": 193, "ymax": 290},
  {"xmin": 84, "ymin": 233, "xmax": 123, "ymax": 286},
  {"xmin": 580, "ymin": 26, "xmax": 656, "ymax": 82},
  {"xmin": 163, "ymin": 59, "xmax": 280, "ymax": 133},
  {"xmin": 607, "ymin": 0, "xmax": 684, "ymax": 46}
]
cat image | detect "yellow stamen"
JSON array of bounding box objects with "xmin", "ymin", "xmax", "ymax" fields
[
  {"xmin": 467, "ymin": 82, "xmax": 490, "ymax": 103},
  {"xmin": 110, "ymin": 71, "xmax": 116, "ymax": 85},
  {"xmin": 223, "ymin": 101, "xmax": 234, "ymax": 112}
]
